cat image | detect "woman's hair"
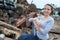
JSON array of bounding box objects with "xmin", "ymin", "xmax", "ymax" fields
[
  {"xmin": 45, "ymin": 4, "xmax": 54, "ymax": 15},
  {"xmin": 46, "ymin": 4, "xmax": 54, "ymax": 10}
]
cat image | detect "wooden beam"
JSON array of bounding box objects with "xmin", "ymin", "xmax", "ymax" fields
[{"xmin": 0, "ymin": 21, "xmax": 20, "ymax": 31}]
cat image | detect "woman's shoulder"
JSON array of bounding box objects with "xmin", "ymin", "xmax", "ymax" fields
[
  {"xmin": 49, "ymin": 16, "xmax": 54, "ymax": 21},
  {"xmin": 48, "ymin": 16, "xmax": 54, "ymax": 23}
]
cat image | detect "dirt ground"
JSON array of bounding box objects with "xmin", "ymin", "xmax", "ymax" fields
[{"xmin": 49, "ymin": 16, "xmax": 60, "ymax": 40}]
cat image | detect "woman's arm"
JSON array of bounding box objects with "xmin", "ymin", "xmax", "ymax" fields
[
  {"xmin": 33, "ymin": 18, "xmax": 54, "ymax": 35},
  {"xmin": 39, "ymin": 20, "xmax": 54, "ymax": 35}
]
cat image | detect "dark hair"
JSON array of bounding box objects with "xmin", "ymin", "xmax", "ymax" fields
[
  {"xmin": 46, "ymin": 4, "xmax": 54, "ymax": 10},
  {"xmin": 45, "ymin": 4, "xmax": 54, "ymax": 15}
]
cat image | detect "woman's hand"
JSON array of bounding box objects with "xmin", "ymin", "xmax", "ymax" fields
[
  {"xmin": 33, "ymin": 18, "xmax": 39, "ymax": 25},
  {"xmin": 33, "ymin": 18, "xmax": 41, "ymax": 31}
]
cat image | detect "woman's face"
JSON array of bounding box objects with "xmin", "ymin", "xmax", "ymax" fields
[{"xmin": 43, "ymin": 5, "xmax": 52, "ymax": 16}]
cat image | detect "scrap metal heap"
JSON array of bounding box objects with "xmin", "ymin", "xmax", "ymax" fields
[{"xmin": 0, "ymin": 0, "xmax": 37, "ymax": 40}]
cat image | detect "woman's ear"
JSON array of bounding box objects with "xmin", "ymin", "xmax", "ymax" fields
[{"xmin": 50, "ymin": 9, "xmax": 54, "ymax": 15}]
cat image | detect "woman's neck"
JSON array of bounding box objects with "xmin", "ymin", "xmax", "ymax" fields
[
  {"xmin": 44, "ymin": 15, "xmax": 50, "ymax": 18},
  {"xmin": 42, "ymin": 15, "xmax": 50, "ymax": 20}
]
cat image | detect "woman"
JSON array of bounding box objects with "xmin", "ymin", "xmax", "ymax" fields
[{"xmin": 18, "ymin": 4, "xmax": 54, "ymax": 40}]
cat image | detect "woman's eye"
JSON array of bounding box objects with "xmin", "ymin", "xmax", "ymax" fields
[
  {"xmin": 47, "ymin": 8, "xmax": 51, "ymax": 10},
  {"xmin": 47, "ymin": 9, "xmax": 50, "ymax": 10},
  {"xmin": 43, "ymin": 8, "xmax": 51, "ymax": 11}
]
